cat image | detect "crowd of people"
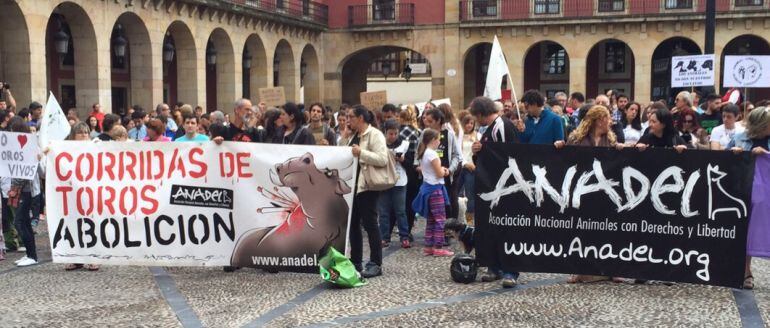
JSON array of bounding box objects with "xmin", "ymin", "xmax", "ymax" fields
[{"xmin": 0, "ymin": 84, "xmax": 768, "ymax": 289}]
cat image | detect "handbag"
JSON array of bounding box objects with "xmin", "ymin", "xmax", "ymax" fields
[{"xmin": 362, "ymin": 149, "xmax": 398, "ymax": 191}]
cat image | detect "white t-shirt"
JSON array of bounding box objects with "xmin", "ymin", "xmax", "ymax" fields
[
  {"xmin": 420, "ymin": 148, "xmax": 444, "ymax": 185},
  {"xmin": 623, "ymin": 126, "xmax": 642, "ymax": 145},
  {"xmin": 710, "ymin": 124, "xmax": 745, "ymax": 149}
]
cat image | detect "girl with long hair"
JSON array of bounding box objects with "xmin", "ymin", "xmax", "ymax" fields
[{"xmin": 412, "ymin": 128, "xmax": 453, "ymax": 257}]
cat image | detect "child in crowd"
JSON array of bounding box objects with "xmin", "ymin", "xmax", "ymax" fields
[{"xmin": 412, "ymin": 129, "xmax": 453, "ymax": 257}]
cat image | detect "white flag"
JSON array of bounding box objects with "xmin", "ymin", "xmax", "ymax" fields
[
  {"xmin": 39, "ymin": 91, "xmax": 71, "ymax": 148},
  {"xmin": 483, "ymin": 35, "xmax": 512, "ymax": 101}
]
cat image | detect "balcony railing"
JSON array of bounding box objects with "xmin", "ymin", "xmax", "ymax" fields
[
  {"xmin": 459, "ymin": 0, "xmax": 767, "ymax": 22},
  {"xmin": 348, "ymin": 4, "xmax": 416, "ymax": 28},
  {"xmin": 226, "ymin": 0, "xmax": 329, "ymax": 26}
]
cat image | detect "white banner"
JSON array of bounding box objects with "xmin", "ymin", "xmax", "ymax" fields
[
  {"xmin": 46, "ymin": 141, "xmax": 357, "ymax": 271},
  {"xmin": 723, "ymin": 55, "xmax": 770, "ymax": 88},
  {"xmin": 483, "ymin": 35, "xmax": 512, "ymax": 101},
  {"xmin": 0, "ymin": 131, "xmax": 39, "ymax": 180},
  {"xmin": 671, "ymin": 54, "xmax": 715, "ymax": 88}
]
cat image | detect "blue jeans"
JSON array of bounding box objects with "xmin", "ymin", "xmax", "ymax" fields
[
  {"xmin": 378, "ymin": 186, "xmax": 409, "ymax": 242},
  {"xmin": 459, "ymin": 168, "xmax": 475, "ymax": 214}
]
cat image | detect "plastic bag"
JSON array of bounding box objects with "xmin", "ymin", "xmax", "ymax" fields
[{"xmin": 319, "ymin": 247, "xmax": 367, "ymax": 288}]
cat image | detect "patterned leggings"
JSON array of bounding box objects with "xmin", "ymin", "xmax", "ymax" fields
[{"xmin": 425, "ymin": 189, "xmax": 447, "ymax": 249}]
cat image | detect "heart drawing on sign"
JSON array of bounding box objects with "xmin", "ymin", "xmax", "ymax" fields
[{"xmin": 17, "ymin": 135, "xmax": 27, "ymax": 148}]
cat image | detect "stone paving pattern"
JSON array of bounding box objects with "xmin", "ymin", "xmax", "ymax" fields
[{"xmin": 0, "ymin": 220, "xmax": 767, "ymax": 327}]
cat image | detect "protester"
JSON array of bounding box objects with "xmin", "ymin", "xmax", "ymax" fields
[
  {"xmin": 568, "ymin": 92, "xmax": 585, "ymax": 118},
  {"xmin": 0, "ymin": 82, "xmax": 16, "ymax": 112},
  {"xmin": 437, "ymin": 103, "xmax": 464, "ymax": 223},
  {"xmin": 97, "ymin": 114, "xmax": 120, "ymax": 141},
  {"xmin": 87, "ymin": 116, "xmax": 101, "ymax": 139},
  {"xmin": 28, "ymin": 102, "xmax": 42, "ymax": 129},
  {"xmin": 672, "ymin": 91, "xmax": 695, "ymax": 126},
  {"xmin": 156, "ymin": 103, "xmax": 177, "ymax": 137},
  {"xmin": 637, "ymin": 107, "xmax": 689, "ymax": 152},
  {"xmin": 128, "ymin": 111, "xmax": 148, "ymax": 141},
  {"xmin": 276, "ymin": 102, "xmax": 314, "ymax": 145},
  {"xmin": 89, "ymin": 103, "xmax": 105, "ymax": 130},
  {"xmin": 109, "ymin": 125, "xmax": 129, "ymax": 142},
  {"xmin": 261, "ymin": 108, "xmax": 282, "ymax": 143},
  {"xmin": 307, "ymin": 102, "xmax": 336, "ymax": 145},
  {"xmin": 346, "ymin": 105, "xmax": 389, "ymax": 278},
  {"xmin": 699, "ymin": 93, "xmax": 723, "ymax": 134},
  {"xmin": 458, "ymin": 112, "xmax": 477, "ymax": 225},
  {"xmin": 519, "ymin": 90, "xmax": 565, "ymax": 144},
  {"xmin": 9, "ymin": 118, "xmax": 39, "ymax": 267},
  {"xmin": 419, "ymin": 109, "xmax": 462, "ymax": 229},
  {"xmin": 413, "ymin": 128, "xmax": 453, "ymax": 258},
  {"xmin": 398, "ymin": 106, "xmax": 421, "ymax": 238},
  {"xmin": 378, "ymin": 119, "xmax": 410, "ymax": 249},
  {"xmin": 676, "ymin": 108, "xmax": 701, "ymax": 148},
  {"xmin": 469, "ymin": 96, "xmax": 521, "ymax": 288},
  {"xmin": 617, "ymin": 94, "xmax": 629, "ymax": 112},
  {"xmin": 729, "ymin": 106, "xmax": 770, "ymax": 290},
  {"xmin": 175, "ymin": 114, "xmax": 210, "ymax": 142},
  {"xmin": 144, "ymin": 119, "xmax": 171, "ymax": 142},
  {"xmin": 710, "ymin": 104, "xmax": 744, "ymax": 150},
  {"xmin": 621, "ymin": 101, "xmax": 643, "ymax": 145}
]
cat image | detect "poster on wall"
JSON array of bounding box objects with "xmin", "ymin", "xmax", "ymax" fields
[
  {"xmin": 46, "ymin": 141, "xmax": 358, "ymax": 272},
  {"xmin": 671, "ymin": 54, "xmax": 715, "ymax": 88},
  {"xmin": 723, "ymin": 55, "xmax": 770, "ymax": 88}
]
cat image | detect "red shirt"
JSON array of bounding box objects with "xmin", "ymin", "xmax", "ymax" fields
[{"xmin": 90, "ymin": 111, "xmax": 105, "ymax": 130}]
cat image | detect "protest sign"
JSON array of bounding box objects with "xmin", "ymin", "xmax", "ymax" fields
[
  {"xmin": 723, "ymin": 55, "xmax": 770, "ymax": 88},
  {"xmin": 475, "ymin": 143, "xmax": 753, "ymax": 288},
  {"xmin": 360, "ymin": 91, "xmax": 387, "ymax": 111},
  {"xmin": 671, "ymin": 54, "xmax": 715, "ymax": 88},
  {"xmin": 0, "ymin": 131, "xmax": 39, "ymax": 180},
  {"xmin": 259, "ymin": 87, "xmax": 287, "ymax": 107},
  {"xmin": 46, "ymin": 141, "xmax": 357, "ymax": 272}
]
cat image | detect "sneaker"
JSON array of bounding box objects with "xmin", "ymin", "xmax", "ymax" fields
[
  {"xmin": 501, "ymin": 274, "xmax": 517, "ymax": 288},
  {"xmin": 361, "ymin": 262, "xmax": 382, "ymax": 278},
  {"xmin": 481, "ymin": 270, "xmax": 501, "ymax": 282},
  {"xmin": 14, "ymin": 256, "xmax": 29, "ymax": 264},
  {"xmin": 16, "ymin": 257, "xmax": 38, "ymax": 267},
  {"xmin": 423, "ymin": 247, "xmax": 433, "ymax": 256},
  {"xmin": 432, "ymin": 249, "xmax": 454, "ymax": 257},
  {"xmin": 400, "ymin": 239, "xmax": 411, "ymax": 249}
]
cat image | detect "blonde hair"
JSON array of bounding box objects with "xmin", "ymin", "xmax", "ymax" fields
[
  {"xmin": 399, "ymin": 105, "xmax": 419, "ymax": 130},
  {"xmin": 109, "ymin": 124, "xmax": 128, "ymax": 141},
  {"xmin": 568, "ymin": 105, "xmax": 616, "ymax": 145},
  {"xmin": 746, "ymin": 106, "xmax": 770, "ymax": 139},
  {"xmin": 676, "ymin": 91, "xmax": 694, "ymax": 108}
]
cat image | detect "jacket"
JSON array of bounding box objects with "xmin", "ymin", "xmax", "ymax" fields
[
  {"xmin": 354, "ymin": 125, "xmax": 389, "ymax": 194},
  {"xmin": 411, "ymin": 183, "xmax": 449, "ymax": 219},
  {"xmin": 728, "ymin": 131, "xmax": 770, "ymax": 151}
]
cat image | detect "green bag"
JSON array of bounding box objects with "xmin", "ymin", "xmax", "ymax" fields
[{"xmin": 319, "ymin": 247, "xmax": 367, "ymax": 288}]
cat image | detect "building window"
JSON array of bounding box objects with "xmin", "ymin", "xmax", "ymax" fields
[
  {"xmin": 473, "ymin": 1, "xmax": 498, "ymax": 17},
  {"xmin": 534, "ymin": 0, "xmax": 560, "ymax": 14},
  {"xmin": 544, "ymin": 45, "xmax": 566, "ymax": 75},
  {"xmin": 276, "ymin": 0, "xmax": 284, "ymax": 9},
  {"xmin": 369, "ymin": 52, "xmax": 399, "ymax": 75},
  {"xmin": 598, "ymin": 0, "xmax": 625, "ymax": 12},
  {"xmin": 665, "ymin": 0, "xmax": 693, "ymax": 9},
  {"xmin": 373, "ymin": 0, "xmax": 395, "ymax": 21},
  {"xmin": 735, "ymin": 0, "xmax": 763, "ymax": 6},
  {"xmin": 303, "ymin": 0, "xmax": 310, "ymax": 15},
  {"xmin": 604, "ymin": 42, "xmax": 625, "ymax": 73}
]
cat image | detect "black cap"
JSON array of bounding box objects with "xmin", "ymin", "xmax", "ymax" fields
[{"xmin": 29, "ymin": 101, "xmax": 42, "ymax": 110}]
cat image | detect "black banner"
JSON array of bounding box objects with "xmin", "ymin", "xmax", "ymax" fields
[{"xmin": 475, "ymin": 143, "xmax": 754, "ymax": 288}]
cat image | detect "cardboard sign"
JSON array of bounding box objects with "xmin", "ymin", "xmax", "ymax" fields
[
  {"xmin": 259, "ymin": 87, "xmax": 287, "ymax": 107},
  {"xmin": 671, "ymin": 54, "xmax": 715, "ymax": 88},
  {"xmin": 0, "ymin": 131, "xmax": 40, "ymax": 180},
  {"xmin": 360, "ymin": 91, "xmax": 388, "ymax": 111},
  {"xmin": 723, "ymin": 55, "xmax": 770, "ymax": 88}
]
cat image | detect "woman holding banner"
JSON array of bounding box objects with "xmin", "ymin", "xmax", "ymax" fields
[
  {"xmin": 554, "ymin": 106, "xmax": 624, "ymax": 283},
  {"xmin": 729, "ymin": 106, "xmax": 770, "ymax": 289},
  {"xmin": 9, "ymin": 118, "xmax": 40, "ymax": 267},
  {"xmin": 636, "ymin": 107, "xmax": 689, "ymax": 152}
]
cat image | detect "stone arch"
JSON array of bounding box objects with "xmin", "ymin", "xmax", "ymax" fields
[
  {"xmin": 586, "ymin": 38, "xmax": 636, "ymax": 99},
  {"xmin": 462, "ymin": 42, "xmax": 492, "ymax": 106},
  {"xmin": 523, "ymin": 41, "xmax": 570, "ymax": 98},
  {"xmin": 110, "ymin": 12, "xmax": 153, "ymax": 115},
  {"xmin": 651, "ymin": 37, "xmax": 701, "ymax": 104},
  {"xmin": 45, "ymin": 1, "xmax": 99, "ymax": 114},
  {"xmin": 274, "ymin": 39, "xmax": 296, "ymax": 103},
  {"xmin": 720, "ymin": 34, "xmax": 770, "ymax": 102},
  {"xmin": 300, "ymin": 44, "xmax": 321, "ymax": 104},
  {"xmin": 0, "ymin": 1, "xmax": 32, "ymax": 107},
  {"xmin": 163, "ymin": 20, "xmax": 197, "ymax": 107},
  {"xmin": 244, "ymin": 33, "xmax": 268, "ymax": 101},
  {"xmin": 206, "ymin": 28, "xmax": 235, "ymax": 112},
  {"xmin": 339, "ymin": 45, "xmax": 433, "ymax": 107}
]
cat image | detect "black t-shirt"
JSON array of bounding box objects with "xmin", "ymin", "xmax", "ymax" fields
[
  {"xmin": 97, "ymin": 133, "xmax": 113, "ymax": 141},
  {"xmin": 225, "ymin": 124, "xmax": 261, "ymax": 142},
  {"xmin": 638, "ymin": 132, "xmax": 687, "ymax": 148},
  {"xmin": 699, "ymin": 112, "xmax": 723, "ymax": 134},
  {"xmin": 752, "ymin": 136, "xmax": 770, "ymax": 151}
]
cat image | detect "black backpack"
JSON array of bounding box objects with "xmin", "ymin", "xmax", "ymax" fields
[{"xmin": 450, "ymin": 254, "xmax": 478, "ymax": 284}]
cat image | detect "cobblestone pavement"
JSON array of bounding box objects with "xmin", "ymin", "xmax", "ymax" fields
[{"xmin": 1, "ymin": 219, "xmax": 767, "ymax": 328}]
